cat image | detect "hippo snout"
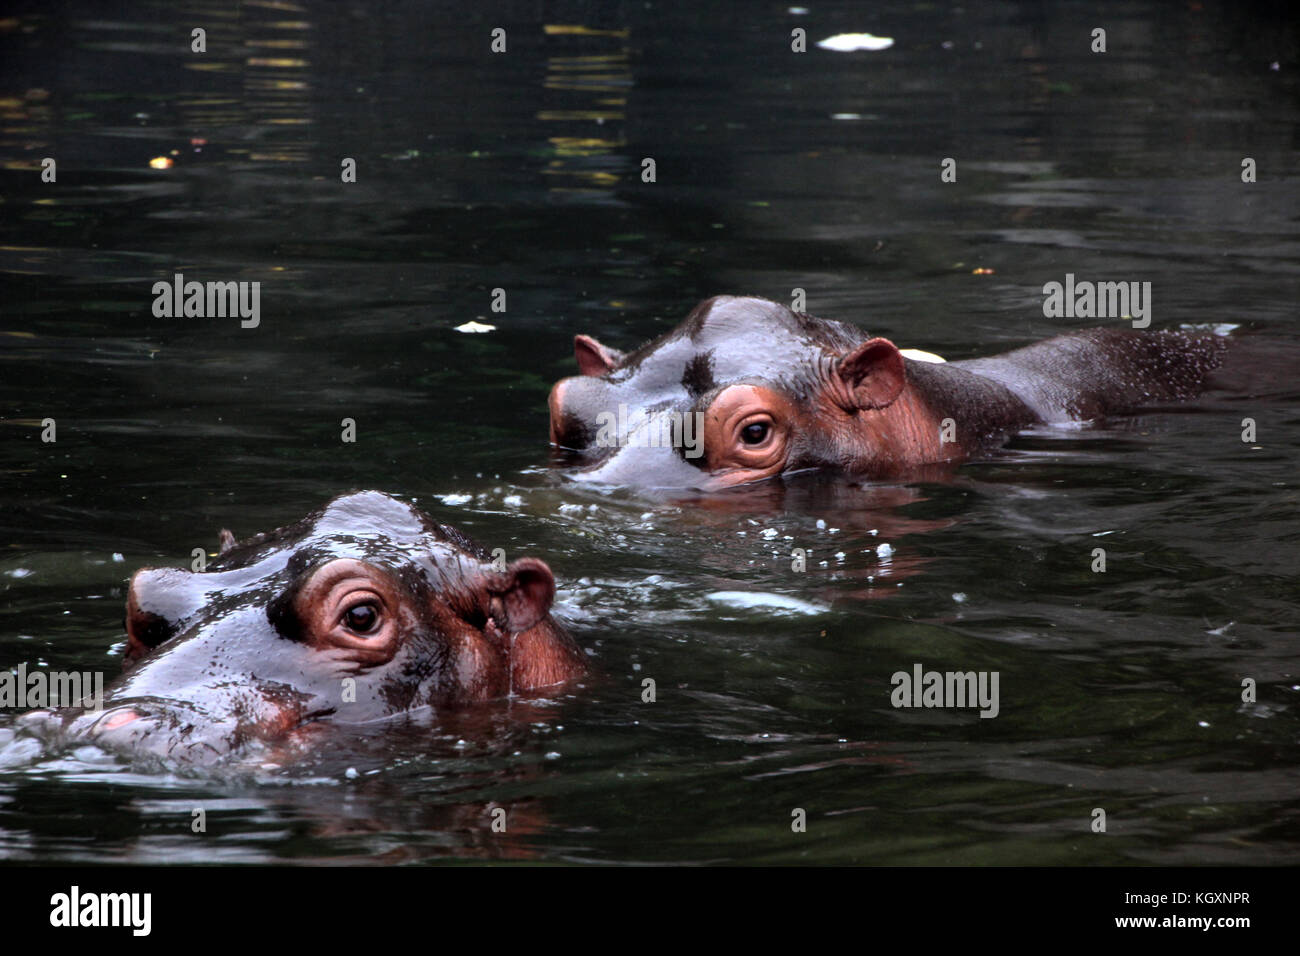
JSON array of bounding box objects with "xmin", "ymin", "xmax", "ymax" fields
[{"xmin": 549, "ymin": 374, "xmax": 614, "ymax": 452}]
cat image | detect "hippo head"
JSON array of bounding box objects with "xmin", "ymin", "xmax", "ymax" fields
[
  {"xmin": 22, "ymin": 492, "xmax": 586, "ymax": 765},
  {"xmin": 549, "ymin": 296, "xmax": 926, "ymax": 489}
]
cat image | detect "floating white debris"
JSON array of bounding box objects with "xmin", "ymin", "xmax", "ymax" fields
[
  {"xmin": 439, "ymin": 493, "xmax": 472, "ymax": 506},
  {"xmin": 953, "ymin": 592, "xmax": 967, "ymax": 603},
  {"xmin": 454, "ymin": 320, "xmax": 496, "ymax": 333},
  {"xmin": 760, "ymin": 528, "xmax": 779, "ymax": 539},
  {"xmin": 706, "ymin": 591, "xmax": 825, "ymax": 616},
  {"xmin": 817, "ymin": 32, "xmax": 894, "ymax": 52},
  {"xmin": 876, "ymin": 542, "xmax": 894, "ymax": 558},
  {"xmin": 1179, "ymin": 322, "xmax": 1239, "ymax": 337},
  {"xmin": 502, "ymin": 494, "xmax": 523, "ymax": 507}
]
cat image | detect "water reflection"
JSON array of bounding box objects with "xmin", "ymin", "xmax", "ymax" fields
[{"xmin": 0, "ymin": 0, "xmax": 1297, "ymax": 865}]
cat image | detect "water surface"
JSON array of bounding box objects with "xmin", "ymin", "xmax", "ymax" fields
[{"xmin": 1, "ymin": 0, "xmax": 1298, "ymax": 864}]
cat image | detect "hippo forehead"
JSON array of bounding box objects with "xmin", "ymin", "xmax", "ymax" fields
[
  {"xmin": 136, "ymin": 492, "xmax": 480, "ymax": 626},
  {"xmin": 609, "ymin": 296, "xmax": 866, "ymax": 404}
]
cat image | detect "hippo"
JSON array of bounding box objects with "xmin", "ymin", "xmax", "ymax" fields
[
  {"xmin": 12, "ymin": 491, "xmax": 587, "ymax": 767},
  {"xmin": 547, "ymin": 295, "xmax": 1230, "ymax": 489}
]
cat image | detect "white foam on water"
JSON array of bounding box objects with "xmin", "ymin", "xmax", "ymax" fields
[{"xmin": 705, "ymin": 591, "xmax": 825, "ymax": 615}]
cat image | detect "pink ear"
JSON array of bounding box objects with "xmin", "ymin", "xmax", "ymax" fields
[
  {"xmin": 574, "ymin": 334, "xmax": 624, "ymax": 377},
  {"xmin": 836, "ymin": 337, "xmax": 906, "ymax": 410},
  {"xmin": 489, "ymin": 558, "xmax": 556, "ymax": 632}
]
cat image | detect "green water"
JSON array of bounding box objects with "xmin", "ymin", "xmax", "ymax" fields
[{"xmin": 0, "ymin": 0, "xmax": 1297, "ymax": 864}]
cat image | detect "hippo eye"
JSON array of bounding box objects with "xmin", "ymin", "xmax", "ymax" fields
[
  {"xmin": 740, "ymin": 421, "xmax": 770, "ymax": 445},
  {"xmin": 342, "ymin": 602, "xmax": 381, "ymax": 635}
]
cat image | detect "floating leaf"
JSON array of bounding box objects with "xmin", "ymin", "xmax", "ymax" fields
[{"xmin": 816, "ymin": 33, "xmax": 894, "ymax": 52}]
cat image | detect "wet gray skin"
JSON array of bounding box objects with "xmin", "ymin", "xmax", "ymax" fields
[
  {"xmin": 548, "ymin": 295, "xmax": 1230, "ymax": 490},
  {"xmin": 13, "ymin": 492, "xmax": 586, "ymax": 767}
]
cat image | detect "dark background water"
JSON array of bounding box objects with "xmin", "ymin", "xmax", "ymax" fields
[{"xmin": 0, "ymin": 0, "xmax": 1297, "ymax": 864}]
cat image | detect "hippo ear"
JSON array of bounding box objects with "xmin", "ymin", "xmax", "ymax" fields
[
  {"xmin": 487, "ymin": 558, "xmax": 556, "ymax": 632},
  {"xmin": 835, "ymin": 337, "xmax": 906, "ymax": 410},
  {"xmin": 218, "ymin": 529, "xmax": 237, "ymax": 555},
  {"xmin": 574, "ymin": 334, "xmax": 625, "ymax": 377}
]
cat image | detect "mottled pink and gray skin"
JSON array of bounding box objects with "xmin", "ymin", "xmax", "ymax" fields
[
  {"xmin": 548, "ymin": 295, "xmax": 1229, "ymax": 489},
  {"xmin": 15, "ymin": 492, "xmax": 586, "ymax": 766}
]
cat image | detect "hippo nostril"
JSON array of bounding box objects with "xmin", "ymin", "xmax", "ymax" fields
[
  {"xmin": 124, "ymin": 567, "xmax": 203, "ymax": 665},
  {"xmin": 126, "ymin": 607, "xmax": 173, "ymax": 644},
  {"xmin": 548, "ymin": 377, "xmax": 600, "ymax": 451}
]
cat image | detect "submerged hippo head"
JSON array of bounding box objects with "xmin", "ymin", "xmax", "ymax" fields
[
  {"xmin": 20, "ymin": 492, "xmax": 586, "ymax": 765},
  {"xmin": 549, "ymin": 295, "xmax": 948, "ymax": 489},
  {"xmin": 550, "ymin": 295, "xmax": 1238, "ymax": 490}
]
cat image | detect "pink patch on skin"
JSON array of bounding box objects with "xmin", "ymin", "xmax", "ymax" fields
[{"xmin": 101, "ymin": 709, "xmax": 141, "ymax": 731}]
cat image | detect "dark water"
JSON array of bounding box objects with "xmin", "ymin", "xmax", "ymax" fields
[{"xmin": 0, "ymin": 1, "xmax": 1297, "ymax": 864}]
